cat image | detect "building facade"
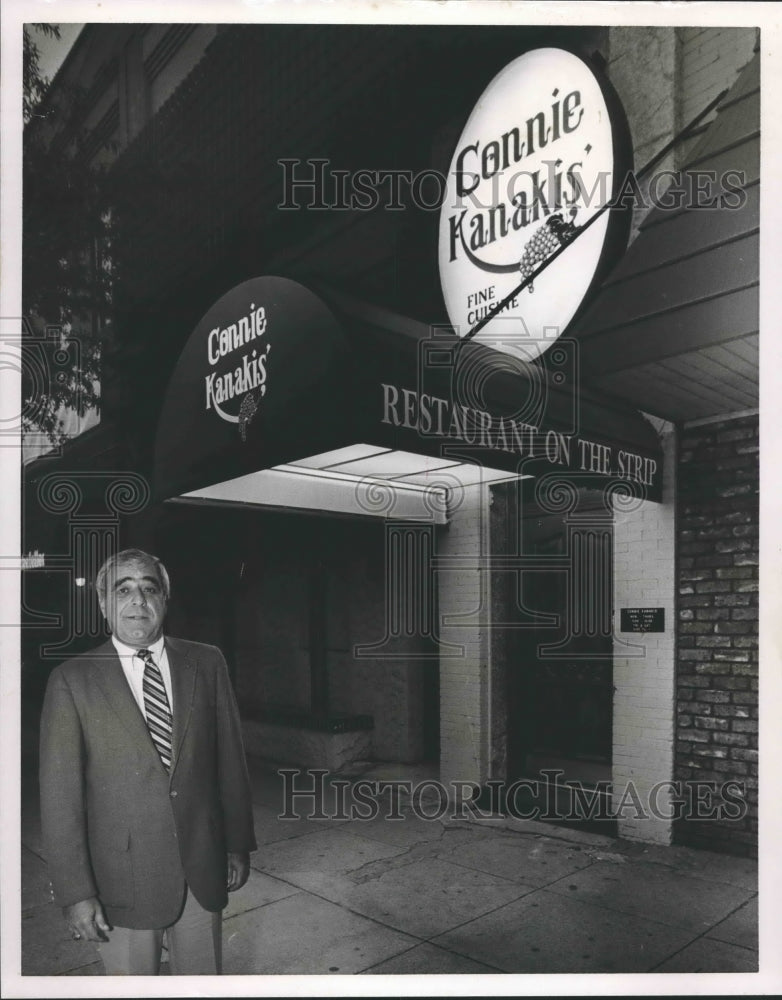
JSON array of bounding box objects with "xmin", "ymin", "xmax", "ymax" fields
[{"xmin": 22, "ymin": 22, "xmax": 759, "ymax": 855}]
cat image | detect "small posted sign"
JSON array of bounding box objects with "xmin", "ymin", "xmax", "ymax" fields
[{"xmin": 620, "ymin": 607, "xmax": 665, "ymax": 633}]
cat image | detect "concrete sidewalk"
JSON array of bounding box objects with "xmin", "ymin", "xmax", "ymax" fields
[{"xmin": 21, "ymin": 756, "xmax": 758, "ymax": 976}]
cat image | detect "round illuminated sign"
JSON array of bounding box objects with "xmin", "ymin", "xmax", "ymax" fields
[{"xmin": 438, "ymin": 47, "xmax": 630, "ymax": 360}]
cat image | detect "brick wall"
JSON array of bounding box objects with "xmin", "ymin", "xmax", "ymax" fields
[
  {"xmin": 675, "ymin": 413, "xmax": 759, "ymax": 856},
  {"xmin": 607, "ymin": 27, "xmax": 676, "ymax": 240},
  {"xmin": 607, "ymin": 26, "xmax": 757, "ymax": 235},
  {"xmin": 676, "ymin": 26, "xmax": 758, "ymax": 165},
  {"xmin": 612, "ymin": 423, "xmax": 677, "ymax": 844}
]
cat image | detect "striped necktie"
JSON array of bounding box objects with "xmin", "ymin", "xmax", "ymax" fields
[{"xmin": 138, "ymin": 648, "xmax": 173, "ymax": 770}]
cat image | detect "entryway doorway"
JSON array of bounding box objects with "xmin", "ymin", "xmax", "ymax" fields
[{"xmin": 507, "ymin": 482, "xmax": 616, "ymax": 832}]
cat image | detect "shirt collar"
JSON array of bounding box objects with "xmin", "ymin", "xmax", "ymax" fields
[{"xmin": 111, "ymin": 634, "xmax": 166, "ymax": 662}]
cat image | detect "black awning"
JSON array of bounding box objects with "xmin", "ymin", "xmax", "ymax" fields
[
  {"xmin": 154, "ymin": 276, "xmax": 353, "ymax": 501},
  {"xmin": 154, "ymin": 277, "xmax": 664, "ymax": 503},
  {"xmin": 322, "ymin": 288, "xmax": 664, "ymax": 501}
]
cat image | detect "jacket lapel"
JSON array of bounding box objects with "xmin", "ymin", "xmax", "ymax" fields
[
  {"xmin": 91, "ymin": 640, "xmax": 158, "ymax": 760},
  {"xmin": 166, "ymin": 637, "xmax": 197, "ymax": 775}
]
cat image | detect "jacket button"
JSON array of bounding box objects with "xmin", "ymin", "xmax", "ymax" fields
[{"xmin": 170, "ymin": 790, "xmax": 178, "ymax": 797}]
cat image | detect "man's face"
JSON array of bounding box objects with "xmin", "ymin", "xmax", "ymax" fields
[{"xmin": 99, "ymin": 556, "xmax": 168, "ymax": 648}]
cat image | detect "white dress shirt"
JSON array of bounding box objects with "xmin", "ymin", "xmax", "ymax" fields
[{"xmin": 111, "ymin": 634, "xmax": 174, "ymax": 720}]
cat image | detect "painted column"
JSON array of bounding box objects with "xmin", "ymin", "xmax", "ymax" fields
[
  {"xmin": 436, "ymin": 484, "xmax": 492, "ymax": 792},
  {"xmin": 612, "ymin": 422, "xmax": 677, "ymax": 843}
]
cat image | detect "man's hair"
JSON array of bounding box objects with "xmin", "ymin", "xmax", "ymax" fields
[{"xmin": 95, "ymin": 549, "xmax": 171, "ymax": 599}]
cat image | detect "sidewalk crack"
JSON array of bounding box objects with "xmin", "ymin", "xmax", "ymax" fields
[{"xmin": 348, "ymin": 821, "xmax": 451, "ymax": 883}]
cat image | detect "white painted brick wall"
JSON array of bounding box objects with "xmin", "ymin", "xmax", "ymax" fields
[
  {"xmin": 607, "ymin": 28, "xmax": 677, "ymax": 239},
  {"xmin": 608, "ymin": 27, "xmax": 757, "ymax": 230},
  {"xmin": 437, "ymin": 485, "xmax": 491, "ymax": 790},
  {"xmin": 677, "ymin": 27, "xmax": 757, "ymax": 166},
  {"xmin": 612, "ymin": 424, "xmax": 677, "ymax": 844},
  {"xmin": 678, "ymin": 27, "xmax": 757, "ymax": 129}
]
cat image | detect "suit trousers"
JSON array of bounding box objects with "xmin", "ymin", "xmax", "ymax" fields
[{"xmin": 97, "ymin": 886, "xmax": 222, "ymax": 975}]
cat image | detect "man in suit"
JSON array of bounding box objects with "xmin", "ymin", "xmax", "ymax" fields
[{"xmin": 39, "ymin": 548, "xmax": 257, "ymax": 975}]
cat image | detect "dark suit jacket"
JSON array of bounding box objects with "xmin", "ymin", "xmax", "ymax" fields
[{"xmin": 39, "ymin": 637, "xmax": 257, "ymax": 929}]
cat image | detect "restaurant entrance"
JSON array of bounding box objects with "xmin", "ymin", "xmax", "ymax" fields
[
  {"xmin": 506, "ymin": 482, "xmax": 615, "ymax": 829},
  {"xmin": 150, "ymin": 275, "xmax": 663, "ymax": 791}
]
